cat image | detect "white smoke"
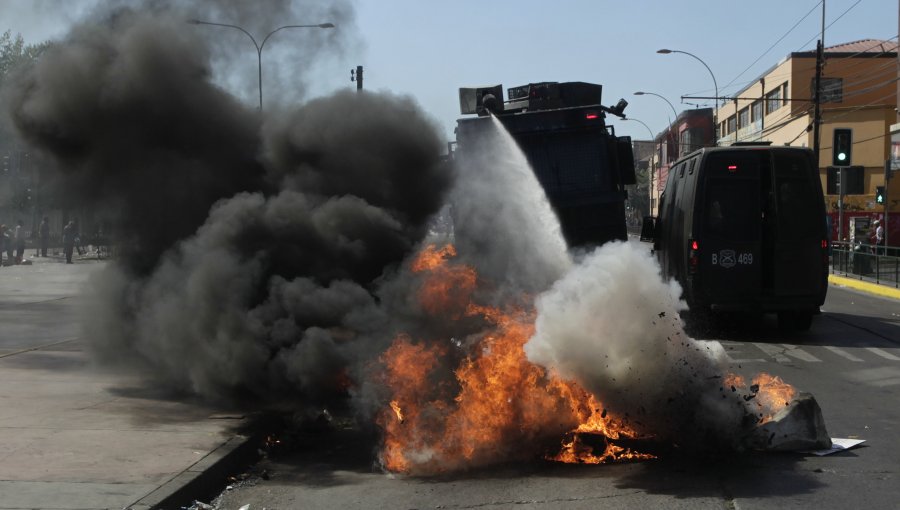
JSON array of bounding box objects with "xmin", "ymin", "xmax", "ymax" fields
[{"xmin": 525, "ymin": 241, "xmax": 753, "ymax": 447}]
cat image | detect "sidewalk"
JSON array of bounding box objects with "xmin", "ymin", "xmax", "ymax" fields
[
  {"xmin": 828, "ymin": 273, "xmax": 900, "ymax": 301},
  {"xmin": 0, "ymin": 256, "xmax": 256, "ymax": 510}
]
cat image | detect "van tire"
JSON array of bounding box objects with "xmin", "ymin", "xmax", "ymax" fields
[{"xmin": 777, "ymin": 311, "xmax": 813, "ymax": 332}]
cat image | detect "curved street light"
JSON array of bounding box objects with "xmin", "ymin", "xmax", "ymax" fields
[
  {"xmin": 657, "ymin": 48, "xmax": 719, "ymax": 144},
  {"xmin": 623, "ymin": 117, "xmax": 659, "ymax": 217},
  {"xmin": 188, "ymin": 19, "xmax": 335, "ymax": 110},
  {"xmin": 634, "ymin": 91, "xmax": 679, "ymax": 126}
]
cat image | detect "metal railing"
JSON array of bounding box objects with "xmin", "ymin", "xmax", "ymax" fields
[{"xmin": 830, "ymin": 242, "xmax": 899, "ymax": 288}]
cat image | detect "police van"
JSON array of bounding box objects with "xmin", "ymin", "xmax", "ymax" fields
[{"xmin": 641, "ymin": 143, "xmax": 829, "ymax": 331}]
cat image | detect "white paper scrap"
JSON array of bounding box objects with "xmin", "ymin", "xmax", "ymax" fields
[{"xmin": 803, "ymin": 438, "xmax": 866, "ymax": 456}]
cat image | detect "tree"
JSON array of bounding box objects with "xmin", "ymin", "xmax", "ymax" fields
[
  {"xmin": 625, "ymin": 161, "xmax": 651, "ymax": 222},
  {"xmin": 1, "ymin": 31, "xmax": 50, "ymax": 217},
  {"xmin": 0, "ymin": 29, "xmax": 50, "ymax": 86}
]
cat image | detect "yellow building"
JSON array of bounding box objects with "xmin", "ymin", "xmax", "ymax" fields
[{"xmin": 716, "ymin": 39, "xmax": 898, "ymax": 224}]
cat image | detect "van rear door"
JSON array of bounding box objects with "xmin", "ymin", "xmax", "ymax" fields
[
  {"xmin": 770, "ymin": 150, "xmax": 824, "ymax": 300},
  {"xmin": 697, "ymin": 152, "xmax": 763, "ymax": 306}
]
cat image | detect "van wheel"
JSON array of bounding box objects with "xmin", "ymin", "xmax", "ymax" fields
[{"xmin": 778, "ymin": 311, "xmax": 813, "ymax": 332}]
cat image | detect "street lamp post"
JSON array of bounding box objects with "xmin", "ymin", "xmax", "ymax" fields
[
  {"xmin": 657, "ymin": 48, "xmax": 719, "ymax": 144},
  {"xmin": 623, "ymin": 117, "xmax": 658, "ymax": 217},
  {"xmin": 634, "ymin": 91, "xmax": 679, "ymax": 125},
  {"xmin": 634, "ymin": 91, "xmax": 679, "ymax": 158},
  {"xmin": 188, "ymin": 19, "xmax": 335, "ymax": 110}
]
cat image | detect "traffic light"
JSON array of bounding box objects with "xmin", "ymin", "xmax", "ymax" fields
[
  {"xmin": 875, "ymin": 186, "xmax": 885, "ymax": 204},
  {"xmin": 832, "ymin": 128, "xmax": 852, "ymax": 166}
]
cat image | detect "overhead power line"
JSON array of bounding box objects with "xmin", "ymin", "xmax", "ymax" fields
[
  {"xmin": 794, "ymin": 0, "xmax": 863, "ymax": 52},
  {"xmin": 720, "ymin": 1, "xmax": 822, "ymax": 93}
]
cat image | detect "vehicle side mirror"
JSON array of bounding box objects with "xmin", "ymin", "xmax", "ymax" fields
[{"xmin": 640, "ymin": 216, "xmax": 656, "ymax": 242}]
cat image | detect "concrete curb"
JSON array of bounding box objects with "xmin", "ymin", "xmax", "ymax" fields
[
  {"xmin": 128, "ymin": 433, "xmax": 262, "ymax": 510},
  {"xmin": 829, "ymin": 274, "xmax": 900, "ymax": 301}
]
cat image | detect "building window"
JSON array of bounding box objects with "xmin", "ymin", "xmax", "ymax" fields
[
  {"xmin": 811, "ymin": 77, "xmax": 843, "ymax": 103},
  {"xmin": 679, "ymin": 127, "xmax": 705, "ymax": 156},
  {"xmin": 727, "ymin": 115, "xmax": 736, "ymax": 134},
  {"xmin": 766, "ymin": 87, "xmax": 782, "ymax": 114},
  {"xmin": 738, "ymin": 107, "xmax": 750, "ymax": 128},
  {"xmin": 751, "ymin": 100, "xmax": 762, "ymax": 122}
]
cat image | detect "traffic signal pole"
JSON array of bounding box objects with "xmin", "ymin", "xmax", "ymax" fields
[
  {"xmin": 886, "ymin": 159, "xmax": 891, "ymax": 249},
  {"xmin": 839, "ymin": 168, "xmax": 845, "ymax": 244}
]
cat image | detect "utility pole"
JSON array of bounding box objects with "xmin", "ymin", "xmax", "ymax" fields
[
  {"xmin": 813, "ymin": 40, "xmax": 823, "ymax": 177},
  {"xmin": 351, "ymin": 65, "xmax": 363, "ymax": 91}
]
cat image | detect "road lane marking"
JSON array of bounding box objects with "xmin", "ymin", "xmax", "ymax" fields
[
  {"xmin": 722, "ymin": 351, "xmax": 766, "ymax": 363},
  {"xmin": 753, "ymin": 343, "xmax": 790, "ymax": 362},
  {"xmin": 0, "ymin": 338, "xmax": 78, "ymax": 359},
  {"xmin": 752, "ymin": 343, "xmax": 821, "ymax": 363},
  {"xmin": 866, "ymin": 347, "xmax": 900, "ymax": 361},
  {"xmin": 823, "ymin": 346, "xmax": 864, "ymax": 362},
  {"xmin": 780, "ymin": 344, "xmax": 822, "ymax": 362},
  {"xmin": 719, "ymin": 341, "xmax": 767, "ymax": 363}
]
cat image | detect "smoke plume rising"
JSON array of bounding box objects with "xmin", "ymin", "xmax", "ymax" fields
[{"xmin": 5, "ymin": 2, "xmax": 450, "ymax": 408}]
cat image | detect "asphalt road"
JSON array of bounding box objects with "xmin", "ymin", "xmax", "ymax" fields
[{"xmin": 211, "ymin": 284, "xmax": 900, "ymax": 510}]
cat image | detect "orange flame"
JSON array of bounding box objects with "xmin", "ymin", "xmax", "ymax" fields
[
  {"xmin": 390, "ymin": 400, "xmax": 404, "ymax": 423},
  {"xmin": 412, "ymin": 244, "xmax": 477, "ymax": 316},
  {"xmin": 378, "ymin": 244, "xmax": 651, "ymax": 474},
  {"xmin": 752, "ymin": 373, "xmax": 796, "ymax": 423},
  {"xmin": 725, "ymin": 372, "xmax": 797, "ymax": 423}
]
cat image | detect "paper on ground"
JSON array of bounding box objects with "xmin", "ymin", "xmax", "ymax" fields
[{"xmin": 802, "ymin": 437, "xmax": 866, "ymax": 456}]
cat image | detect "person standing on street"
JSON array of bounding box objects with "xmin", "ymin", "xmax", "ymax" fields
[
  {"xmin": 874, "ymin": 219, "xmax": 885, "ymax": 255},
  {"xmin": 39, "ymin": 216, "xmax": 50, "ymax": 257},
  {"xmin": 0, "ymin": 225, "xmax": 7, "ymax": 267},
  {"xmin": 3, "ymin": 224, "xmax": 12, "ymax": 263},
  {"xmin": 62, "ymin": 220, "xmax": 75, "ymax": 264},
  {"xmin": 14, "ymin": 220, "xmax": 25, "ymax": 264}
]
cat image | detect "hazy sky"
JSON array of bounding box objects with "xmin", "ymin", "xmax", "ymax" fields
[{"xmin": 2, "ymin": 0, "xmax": 897, "ymax": 142}]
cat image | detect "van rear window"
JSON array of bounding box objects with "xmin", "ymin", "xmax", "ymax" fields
[
  {"xmin": 703, "ymin": 153, "xmax": 763, "ymax": 241},
  {"xmin": 773, "ymin": 151, "xmax": 820, "ymax": 238},
  {"xmin": 704, "ymin": 178, "xmax": 762, "ymax": 241}
]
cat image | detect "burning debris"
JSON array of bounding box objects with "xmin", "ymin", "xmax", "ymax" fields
[
  {"xmin": 746, "ymin": 393, "xmax": 831, "ymax": 451},
  {"xmin": 375, "ymin": 242, "xmax": 832, "ymax": 474},
  {"xmin": 376, "ymin": 244, "xmax": 652, "ymax": 474}
]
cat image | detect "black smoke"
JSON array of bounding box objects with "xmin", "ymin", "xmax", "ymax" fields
[
  {"xmin": 4, "ymin": 2, "xmax": 451, "ymax": 409},
  {"xmin": 7, "ymin": 5, "xmax": 266, "ymax": 274}
]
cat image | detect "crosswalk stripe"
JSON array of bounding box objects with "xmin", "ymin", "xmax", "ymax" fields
[
  {"xmin": 752, "ymin": 343, "xmax": 821, "ymax": 362},
  {"xmin": 824, "ymin": 346, "xmax": 864, "ymax": 362},
  {"xmin": 752, "ymin": 343, "xmax": 790, "ymax": 363},
  {"xmin": 866, "ymin": 347, "xmax": 900, "ymax": 361},
  {"xmin": 780, "ymin": 344, "xmax": 822, "ymax": 362}
]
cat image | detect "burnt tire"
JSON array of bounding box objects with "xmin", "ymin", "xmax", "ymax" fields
[{"xmin": 777, "ymin": 311, "xmax": 813, "ymax": 332}]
